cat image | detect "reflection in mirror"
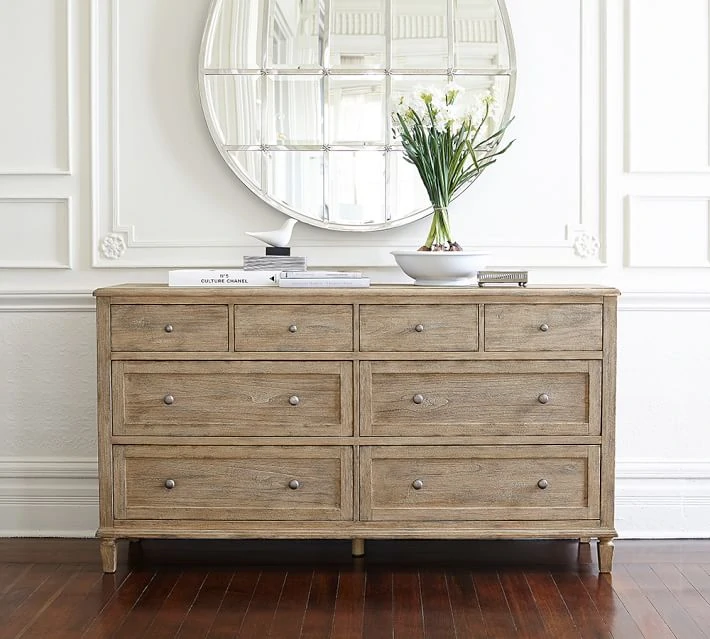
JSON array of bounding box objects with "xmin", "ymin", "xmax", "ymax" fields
[
  {"xmin": 200, "ymin": 0, "xmax": 515, "ymax": 231},
  {"xmin": 329, "ymin": 151, "xmax": 386, "ymax": 225}
]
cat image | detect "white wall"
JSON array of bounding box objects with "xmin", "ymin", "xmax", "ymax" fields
[{"xmin": 0, "ymin": 0, "xmax": 708, "ymax": 537}]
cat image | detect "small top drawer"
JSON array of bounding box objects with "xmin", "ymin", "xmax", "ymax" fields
[
  {"xmin": 234, "ymin": 305, "xmax": 353, "ymax": 351},
  {"xmin": 360, "ymin": 304, "xmax": 478, "ymax": 352},
  {"xmin": 484, "ymin": 304, "xmax": 602, "ymax": 351},
  {"xmin": 111, "ymin": 305, "xmax": 228, "ymax": 352}
]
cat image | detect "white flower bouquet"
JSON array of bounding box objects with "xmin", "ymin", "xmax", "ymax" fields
[{"xmin": 392, "ymin": 84, "xmax": 514, "ymax": 251}]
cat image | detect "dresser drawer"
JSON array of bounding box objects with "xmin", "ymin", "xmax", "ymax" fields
[
  {"xmin": 111, "ymin": 304, "xmax": 229, "ymax": 352},
  {"xmin": 113, "ymin": 361, "xmax": 353, "ymax": 436},
  {"xmin": 359, "ymin": 304, "xmax": 478, "ymax": 352},
  {"xmin": 360, "ymin": 361, "xmax": 600, "ymax": 436},
  {"xmin": 234, "ymin": 304, "xmax": 353, "ymax": 351},
  {"xmin": 361, "ymin": 445, "xmax": 600, "ymax": 521},
  {"xmin": 114, "ymin": 445, "xmax": 353, "ymax": 521},
  {"xmin": 484, "ymin": 304, "xmax": 603, "ymax": 351}
]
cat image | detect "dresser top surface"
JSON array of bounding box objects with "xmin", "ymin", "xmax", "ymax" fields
[{"xmin": 94, "ymin": 283, "xmax": 620, "ymax": 299}]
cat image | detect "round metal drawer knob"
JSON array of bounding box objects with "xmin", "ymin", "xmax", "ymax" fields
[
  {"xmin": 412, "ymin": 394, "xmax": 424, "ymax": 405},
  {"xmin": 539, "ymin": 323, "xmax": 549, "ymax": 332},
  {"xmin": 164, "ymin": 479, "xmax": 176, "ymax": 489},
  {"xmin": 289, "ymin": 395, "xmax": 300, "ymax": 406},
  {"xmin": 537, "ymin": 479, "xmax": 549, "ymax": 489},
  {"xmin": 288, "ymin": 479, "xmax": 300, "ymax": 490},
  {"xmin": 163, "ymin": 394, "xmax": 175, "ymax": 405},
  {"xmin": 288, "ymin": 325, "xmax": 298, "ymax": 333},
  {"xmin": 414, "ymin": 324, "xmax": 424, "ymax": 333},
  {"xmin": 164, "ymin": 324, "xmax": 174, "ymax": 333},
  {"xmin": 412, "ymin": 479, "xmax": 424, "ymax": 490},
  {"xmin": 538, "ymin": 393, "xmax": 550, "ymax": 404}
]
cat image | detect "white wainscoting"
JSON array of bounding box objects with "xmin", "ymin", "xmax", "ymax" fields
[{"xmin": 0, "ymin": 457, "xmax": 707, "ymax": 538}]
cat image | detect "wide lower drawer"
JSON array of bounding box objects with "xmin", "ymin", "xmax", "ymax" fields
[
  {"xmin": 484, "ymin": 304, "xmax": 603, "ymax": 351},
  {"xmin": 359, "ymin": 304, "xmax": 478, "ymax": 352},
  {"xmin": 234, "ymin": 304, "xmax": 353, "ymax": 351},
  {"xmin": 111, "ymin": 305, "xmax": 229, "ymax": 352},
  {"xmin": 361, "ymin": 445, "xmax": 600, "ymax": 521},
  {"xmin": 112, "ymin": 361, "xmax": 353, "ymax": 436},
  {"xmin": 113, "ymin": 445, "xmax": 353, "ymax": 521},
  {"xmin": 360, "ymin": 361, "xmax": 601, "ymax": 436}
]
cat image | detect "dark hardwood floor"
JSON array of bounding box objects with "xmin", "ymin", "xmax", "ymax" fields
[{"xmin": 1, "ymin": 538, "xmax": 710, "ymax": 638}]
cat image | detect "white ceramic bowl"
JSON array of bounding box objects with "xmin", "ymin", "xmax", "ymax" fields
[{"xmin": 391, "ymin": 250, "xmax": 489, "ymax": 286}]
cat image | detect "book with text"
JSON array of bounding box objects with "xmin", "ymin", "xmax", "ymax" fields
[
  {"xmin": 280, "ymin": 270, "xmax": 363, "ymax": 279},
  {"xmin": 278, "ymin": 277, "xmax": 370, "ymax": 288},
  {"xmin": 168, "ymin": 269, "xmax": 278, "ymax": 287}
]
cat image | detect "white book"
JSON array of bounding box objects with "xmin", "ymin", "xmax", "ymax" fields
[
  {"xmin": 280, "ymin": 270, "xmax": 363, "ymax": 279},
  {"xmin": 278, "ymin": 277, "xmax": 370, "ymax": 288},
  {"xmin": 168, "ymin": 269, "xmax": 279, "ymax": 287}
]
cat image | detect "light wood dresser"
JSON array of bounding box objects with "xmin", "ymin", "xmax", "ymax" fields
[{"xmin": 94, "ymin": 284, "xmax": 619, "ymax": 573}]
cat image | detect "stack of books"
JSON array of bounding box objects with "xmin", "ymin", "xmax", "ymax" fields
[
  {"xmin": 243, "ymin": 255, "xmax": 306, "ymax": 271},
  {"xmin": 168, "ymin": 269, "xmax": 278, "ymax": 287},
  {"xmin": 278, "ymin": 271, "xmax": 370, "ymax": 288}
]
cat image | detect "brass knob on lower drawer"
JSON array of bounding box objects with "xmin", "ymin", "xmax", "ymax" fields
[
  {"xmin": 414, "ymin": 324, "xmax": 424, "ymax": 332},
  {"xmin": 537, "ymin": 393, "xmax": 550, "ymax": 404},
  {"xmin": 412, "ymin": 479, "xmax": 424, "ymax": 490},
  {"xmin": 412, "ymin": 394, "xmax": 424, "ymax": 404},
  {"xmin": 289, "ymin": 395, "xmax": 300, "ymax": 406},
  {"xmin": 164, "ymin": 324, "xmax": 174, "ymax": 333},
  {"xmin": 163, "ymin": 394, "xmax": 175, "ymax": 405},
  {"xmin": 537, "ymin": 479, "xmax": 549, "ymax": 489},
  {"xmin": 288, "ymin": 324, "xmax": 298, "ymax": 333},
  {"xmin": 288, "ymin": 479, "xmax": 300, "ymax": 490},
  {"xmin": 164, "ymin": 479, "xmax": 175, "ymax": 489}
]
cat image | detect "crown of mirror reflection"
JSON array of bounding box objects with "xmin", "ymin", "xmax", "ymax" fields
[{"xmin": 200, "ymin": 0, "xmax": 515, "ymax": 231}]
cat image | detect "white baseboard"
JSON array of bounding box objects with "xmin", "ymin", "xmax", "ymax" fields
[{"xmin": 0, "ymin": 458, "xmax": 708, "ymax": 539}]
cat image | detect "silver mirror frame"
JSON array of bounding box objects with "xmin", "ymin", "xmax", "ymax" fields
[{"xmin": 198, "ymin": 0, "xmax": 517, "ymax": 232}]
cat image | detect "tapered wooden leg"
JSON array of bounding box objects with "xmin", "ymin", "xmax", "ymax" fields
[
  {"xmin": 579, "ymin": 537, "xmax": 591, "ymax": 544},
  {"xmin": 100, "ymin": 539, "xmax": 117, "ymax": 573},
  {"xmin": 352, "ymin": 538, "xmax": 365, "ymax": 557},
  {"xmin": 597, "ymin": 538, "xmax": 614, "ymax": 573}
]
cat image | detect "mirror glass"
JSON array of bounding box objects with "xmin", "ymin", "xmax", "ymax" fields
[{"xmin": 200, "ymin": 0, "xmax": 515, "ymax": 231}]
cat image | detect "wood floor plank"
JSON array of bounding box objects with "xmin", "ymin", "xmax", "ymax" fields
[
  {"xmin": 553, "ymin": 573, "xmax": 612, "ymax": 639},
  {"xmin": 446, "ymin": 570, "xmax": 486, "ymax": 639},
  {"xmin": 0, "ymin": 564, "xmax": 58, "ymax": 620},
  {"xmin": 420, "ymin": 571, "xmax": 455, "ymax": 639},
  {"xmin": 17, "ymin": 568, "xmax": 104, "ymax": 639},
  {"xmin": 526, "ymin": 572, "xmax": 581, "ymax": 639},
  {"xmin": 300, "ymin": 570, "xmax": 339, "ymax": 639},
  {"xmin": 269, "ymin": 569, "xmax": 314, "ymax": 639},
  {"xmin": 137, "ymin": 571, "xmax": 207, "ymax": 639},
  {"xmin": 392, "ymin": 571, "xmax": 425, "ymax": 639},
  {"xmin": 362, "ymin": 570, "xmax": 393, "ymax": 639},
  {"xmin": 609, "ymin": 565, "xmax": 676, "ymax": 639},
  {"xmin": 205, "ymin": 569, "xmax": 261, "ymax": 639},
  {"xmin": 0, "ymin": 564, "xmax": 32, "ymax": 596},
  {"xmin": 111, "ymin": 570, "xmax": 182, "ymax": 639},
  {"xmin": 176, "ymin": 571, "xmax": 233, "ymax": 639},
  {"xmin": 578, "ymin": 573, "xmax": 644, "ymax": 639},
  {"xmin": 500, "ymin": 572, "xmax": 548, "ymax": 639},
  {"xmin": 625, "ymin": 563, "xmax": 708, "ymax": 639},
  {"xmin": 473, "ymin": 572, "xmax": 518, "ymax": 638},
  {"xmin": 80, "ymin": 569, "xmax": 155, "ymax": 639},
  {"xmin": 237, "ymin": 570, "xmax": 287, "ymax": 639},
  {"xmin": 651, "ymin": 564, "xmax": 710, "ymax": 638},
  {"xmin": 680, "ymin": 564, "xmax": 710, "ymax": 605},
  {"xmin": 330, "ymin": 570, "xmax": 366, "ymax": 639},
  {"xmin": 0, "ymin": 564, "xmax": 80, "ymax": 639}
]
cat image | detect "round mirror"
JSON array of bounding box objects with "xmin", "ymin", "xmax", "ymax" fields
[{"xmin": 199, "ymin": 0, "xmax": 515, "ymax": 232}]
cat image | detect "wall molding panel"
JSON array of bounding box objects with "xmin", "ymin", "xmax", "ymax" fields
[
  {"xmin": 0, "ymin": 0, "xmax": 72, "ymax": 176},
  {"xmin": 90, "ymin": 0, "xmax": 607, "ymax": 269},
  {"xmin": 624, "ymin": 0, "xmax": 710, "ymax": 175},
  {"xmin": 0, "ymin": 198, "xmax": 72, "ymax": 269},
  {"xmin": 624, "ymin": 196, "xmax": 710, "ymax": 268},
  {"xmin": 1, "ymin": 457, "xmax": 707, "ymax": 538}
]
